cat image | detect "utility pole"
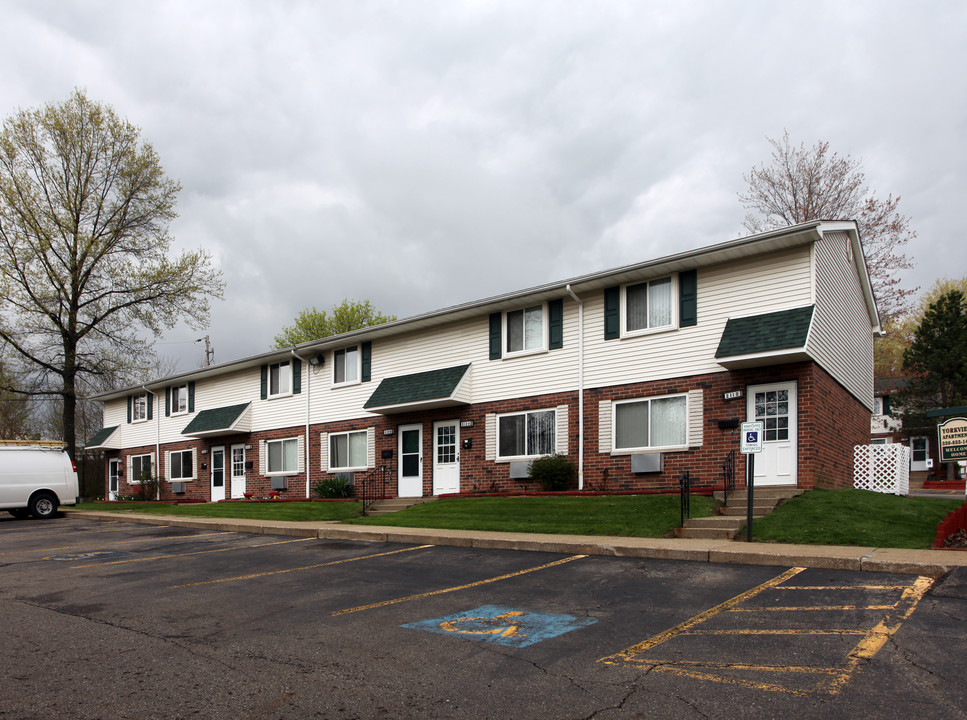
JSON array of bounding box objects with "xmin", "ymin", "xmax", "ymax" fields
[{"xmin": 195, "ymin": 335, "xmax": 214, "ymax": 367}]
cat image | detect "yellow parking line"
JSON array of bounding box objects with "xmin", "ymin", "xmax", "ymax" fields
[
  {"xmin": 334, "ymin": 554, "xmax": 587, "ymax": 616},
  {"xmin": 171, "ymin": 545, "xmax": 435, "ymax": 588},
  {"xmin": 4, "ymin": 532, "xmax": 229, "ymax": 557},
  {"xmin": 71, "ymin": 537, "xmax": 313, "ymax": 567},
  {"xmin": 775, "ymin": 585, "xmax": 909, "ymax": 591},
  {"xmin": 730, "ymin": 605, "xmax": 896, "ymax": 612},
  {"xmin": 681, "ymin": 629, "xmax": 867, "ymax": 636}
]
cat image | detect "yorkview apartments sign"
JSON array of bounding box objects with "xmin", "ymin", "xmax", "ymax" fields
[{"xmin": 938, "ymin": 417, "xmax": 967, "ymax": 462}]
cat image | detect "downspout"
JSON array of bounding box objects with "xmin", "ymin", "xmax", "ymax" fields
[
  {"xmin": 291, "ymin": 350, "xmax": 311, "ymax": 498},
  {"xmin": 565, "ymin": 285, "xmax": 584, "ymax": 490},
  {"xmin": 145, "ymin": 385, "xmax": 160, "ymax": 501}
]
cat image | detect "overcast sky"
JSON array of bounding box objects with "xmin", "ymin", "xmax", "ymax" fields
[{"xmin": 3, "ymin": 1, "xmax": 964, "ymax": 374}]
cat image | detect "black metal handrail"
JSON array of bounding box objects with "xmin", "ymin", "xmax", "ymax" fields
[
  {"xmin": 359, "ymin": 464, "xmax": 390, "ymax": 514},
  {"xmin": 679, "ymin": 470, "xmax": 691, "ymax": 527},
  {"xmin": 722, "ymin": 450, "xmax": 736, "ymax": 505}
]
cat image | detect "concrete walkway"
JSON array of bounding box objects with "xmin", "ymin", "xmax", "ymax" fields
[{"xmin": 66, "ymin": 510, "xmax": 967, "ymax": 577}]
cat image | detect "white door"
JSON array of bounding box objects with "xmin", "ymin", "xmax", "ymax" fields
[
  {"xmin": 211, "ymin": 447, "xmax": 226, "ymax": 502},
  {"xmin": 398, "ymin": 424, "xmax": 423, "ymax": 498},
  {"xmin": 230, "ymin": 444, "xmax": 246, "ymax": 498},
  {"xmin": 108, "ymin": 458, "xmax": 120, "ymax": 501},
  {"xmin": 910, "ymin": 437, "xmax": 929, "ymax": 472},
  {"xmin": 747, "ymin": 382, "xmax": 798, "ymax": 487},
  {"xmin": 433, "ymin": 421, "xmax": 460, "ymax": 495}
]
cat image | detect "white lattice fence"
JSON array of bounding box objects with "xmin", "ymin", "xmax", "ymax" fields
[{"xmin": 854, "ymin": 444, "xmax": 910, "ymax": 495}]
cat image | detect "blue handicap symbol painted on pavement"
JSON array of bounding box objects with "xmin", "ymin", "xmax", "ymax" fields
[{"xmin": 402, "ymin": 604, "xmax": 597, "ymax": 648}]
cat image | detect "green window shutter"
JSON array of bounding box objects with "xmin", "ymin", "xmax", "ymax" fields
[
  {"xmin": 883, "ymin": 396, "xmax": 891, "ymax": 415},
  {"xmin": 127, "ymin": 396, "xmax": 132, "ymax": 423},
  {"xmin": 147, "ymin": 394, "xmax": 153, "ymax": 420},
  {"xmin": 188, "ymin": 381, "xmax": 195, "ymax": 412},
  {"xmin": 679, "ymin": 269, "xmax": 698, "ymax": 327},
  {"xmin": 548, "ymin": 298, "xmax": 564, "ymax": 350},
  {"xmin": 292, "ymin": 359, "xmax": 302, "ymax": 394},
  {"xmin": 361, "ymin": 342, "xmax": 372, "ymax": 382},
  {"xmin": 604, "ymin": 286, "xmax": 620, "ymax": 340},
  {"xmin": 489, "ymin": 313, "xmax": 502, "ymax": 360},
  {"xmin": 165, "ymin": 387, "xmax": 171, "ymax": 417},
  {"xmin": 260, "ymin": 365, "xmax": 268, "ymax": 400}
]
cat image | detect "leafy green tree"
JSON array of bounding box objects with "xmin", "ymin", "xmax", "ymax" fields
[
  {"xmin": 740, "ymin": 132, "xmax": 917, "ymax": 323},
  {"xmin": 273, "ymin": 299, "xmax": 396, "ymax": 348},
  {"xmin": 0, "ymin": 90, "xmax": 224, "ymax": 456}
]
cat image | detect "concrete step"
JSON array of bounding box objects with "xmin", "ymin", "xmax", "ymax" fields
[
  {"xmin": 683, "ymin": 517, "xmax": 743, "ymax": 530},
  {"xmin": 366, "ymin": 496, "xmax": 436, "ymax": 516},
  {"xmin": 719, "ymin": 505, "xmax": 773, "ymax": 517},
  {"xmin": 675, "ymin": 526, "xmax": 740, "ymax": 540},
  {"xmin": 715, "ymin": 487, "xmax": 803, "ymax": 503}
]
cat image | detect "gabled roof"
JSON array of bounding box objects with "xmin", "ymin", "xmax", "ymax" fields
[
  {"xmin": 85, "ymin": 426, "xmax": 120, "ymax": 450},
  {"xmin": 364, "ymin": 364, "xmax": 472, "ymax": 414},
  {"xmin": 91, "ymin": 220, "xmax": 877, "ymax": 400},
  {"xmin": 181, "ymin": 403, "xmax": 252, "ymax": 438},
  {"xmin": 715, "ymin": 306, "xmax": 814, "ymax": 369}
]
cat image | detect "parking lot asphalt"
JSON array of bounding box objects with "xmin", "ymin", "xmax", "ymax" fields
[{"xmin": 2, "ymin": 515, "xmax": 967, "ymax": 719}]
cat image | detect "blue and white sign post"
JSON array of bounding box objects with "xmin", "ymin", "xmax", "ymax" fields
[{"xmin": 740, "ymin": 421, "xmax": 764, "ymax": 542}]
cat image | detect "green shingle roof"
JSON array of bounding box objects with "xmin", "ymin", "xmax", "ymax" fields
[
  {"xmin": 715, "ymin": 305, "xmax": 814, "ymax": 359},
  {"xmin": 182, "ymin": 403, "xmax": 251, "ymax": 436},
  {"xmin": 364, "ymin": 364, "xmax": 471, "ymax": 411},
  {"xmin": 85, "ymin": 425, "xmax": 119, "ymax": 449}
]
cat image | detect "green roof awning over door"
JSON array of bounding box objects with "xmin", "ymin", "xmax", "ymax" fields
[
  {"xmin": 715, "ymin": 305, "xmax": 814, "ymax": 369},
  {"xmin": 182, "ymin": 402, "xmax": 252, "ymax": 437},
  {"xmin": 364, "ymin": 364, "xmax": 471, "ymax": 414},
  {"xmin": 86, "ymin": 425, "xmax": 120, "ymax": 449}
]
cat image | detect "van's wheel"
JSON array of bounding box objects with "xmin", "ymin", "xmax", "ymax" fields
[
  {"xmin": 29, "ymin": 493, "xmax": 58, "ymax": 519},
  {"xmin": 8, "ymin": 508, "xmax": 30, "ymax": 519}
]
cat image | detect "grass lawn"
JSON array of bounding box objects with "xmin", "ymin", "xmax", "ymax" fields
[
  {"xmin": 72, "ymin": 500, "xmax": 363, "ymax": 522},
  {"xmin": 749, "ymin": 489, "xmax": 964, "ymax": 549},
  {"xmin": 345, "ymin": 494, "xmax": 720, "ymax": 538}
]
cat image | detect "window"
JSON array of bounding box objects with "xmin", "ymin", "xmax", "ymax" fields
[
  {"xmin": 132, "ymin": 393, "xmax": 148, "ymax": 422},
  {"xmin": 267, "ymin": 438, "xmax": 299, "ymax": 474},
  {"xmin": 505, "ymin": 305, "xmax": 545, "ymax": 354},
  {"xmin": 624, "ymin": 277, "xmax": 673, "ymax": 333},
  {"xmin": 614, "ymin": 394, "xmax": 687, "ymax": 451},
  {"xmin": 169, "ymin": 449, "xmax": 194, "ymax": 480},
  {"xmin": 171, "ymin": 384, "xmax": 188, "ymax": 415},
  {"xmin": 231, "ymin": 446, "xmax": 245, "ymax": 478},
  {"xmin": 130, "ymin": 454, "xmax": 152, "ymax": 483},
  {"xmin": 329, "ymin": 430, "xmax": 367, "ymax": 470},
  {"xmin": 269, "ymin": 361, "xmax": 291, "ymax": 397},
  {"xmin": 753, "ymin": 388, "xmax": 789, "ymax": 441},
  {"xmin": 334, "ymin": 346, "xmax": 359, "ymax": 385},
  {"xmin": 871, "ymin": 438, "xmax": 889, "ymax": 445},
  {"xmin": 873, "ymin": 397, "xmax": 884, "ymax": 415},
  {"xmin": 498, "ymin": 409, "xmax": 556, "ymax": 459}
]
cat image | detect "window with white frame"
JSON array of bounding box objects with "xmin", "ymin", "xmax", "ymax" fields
[
  {"xmin": 130, "ymin": 454, "xmax": 152, "ymax": 483},
  {"xmin": 132, "ymin": 393, "xmax": 148, "ymax": 422},
  {"xmin": 613, "ymin": 394, "xmax": 688, "ymax": 451},
  {"xmin": 624, "ymin": 277, "xmax": 674, "ymax": 333},
  {"xmin": 333, "ymin": 346, "xmax": 359, "ymax": 385},
  {"xmin": 497, "ymin": 409, "xmax": 556, "ymax": 459},
  {"xmin": 329, "ymin": 430, "xmax": 368, "ymax": 471},
  {"xmin": 266, "ymin": 437, "xmax": 299, "ymax": 474},
  {"xmin": 169, "ymin": 449, "xmax": 194, "ymax": 480},
  {"xmin": 171, "ymin": 384, "xmax": 188, "ymax": 415},
  {"xmin": 873, "ymin": 397, "xmax": 884, "ymax": 415},
  {"xmin": 505, "ymin": 305, "xmax": 545, "ymax": 355},
  {"xmin": 268, "ymin": 361, "xmax": 292, "ymax": 397}
]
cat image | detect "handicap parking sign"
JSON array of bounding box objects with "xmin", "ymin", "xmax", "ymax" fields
[{"xmin": 740, "ymin": 422, "xmax": 763, "ymax": 454}]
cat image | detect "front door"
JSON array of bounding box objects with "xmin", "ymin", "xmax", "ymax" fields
[
  {"xmin": 910, "ymin": 437, "xmax": 929, "ymax": 472},
  {"xmin": 108, "ymin": 458, "xmax": 120, "ymax": 501},
  {"xmin": 230, "ymin": 444, "xmax": 246, "ymax": 498},
  {"xmin": 398, "ymin": 424, "xmax": 423, "ymax": 498},
  {"xmin": 432, "ymin": 420, "xmax": 460, "ymax": 495},
  {"xmin": 747, "ymin": 381, "xmax": 798, "ymax": 486},
  {"xmin": 211, "ymin": 447, "xmax": 226, "ymax": 502}
]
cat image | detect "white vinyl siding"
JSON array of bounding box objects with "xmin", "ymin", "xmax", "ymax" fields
[{"xmin": 807, "ymin": 231, "xmax": 875, "ymax": 408}]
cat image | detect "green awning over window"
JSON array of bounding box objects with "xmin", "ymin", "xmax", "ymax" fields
[
  {"xmin": 182, "ymin": 402, "xmax": 252, "ymax": 437},
  {"xmin": 364, "ymin": 364, "xmax": 471, "ymax": 414},
  {"xmin": 86, "ymin": 425, "xmax": 120, "ymax": 449},
  {"xmin": 715, "ymin": 305, "xmax": 814, "ymax": 369}
]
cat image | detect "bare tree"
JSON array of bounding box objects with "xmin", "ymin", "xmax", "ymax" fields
[
  {"xmin": 0, "ymin": 90, "xmax": 224, "ymax": 457},
  {"xmin": 740, "ymin": 132, "xmax": 916, "ymax": 322}
]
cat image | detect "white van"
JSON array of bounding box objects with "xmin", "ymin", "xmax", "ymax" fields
[{"xmin": 0, "ymin": 441, "xmax": 80, "ymax": 519}]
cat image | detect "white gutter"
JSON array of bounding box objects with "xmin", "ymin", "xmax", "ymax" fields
[
  {"xmin": 291, "ymin": 350, "xmax": 311, "ymax": 498},
  {"xmin": 565, "ymin": 285, "xmax": 584, "ymax": 490}
]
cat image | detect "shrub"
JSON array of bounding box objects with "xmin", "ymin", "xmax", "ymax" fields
[
  {"xmin": 529, "ymin": 454, "xmax": 576, "ymax": 491},
  {"xmin": 135, "ymin": 473, "xmax": 160, "ymax": 501},
  {"xmin": 314, "ymin": 474, "xmax": 354, "ymax": 499}
]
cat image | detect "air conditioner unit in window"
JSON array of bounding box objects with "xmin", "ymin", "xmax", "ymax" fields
[
  {"xmin": 172, "ymin": 482, "xmax": 186, "ymax": 494},
  {"xmin": 271, "ymin": 476, "xmax": 288, "ymax": 490},
  {"xmin": 631, "ymin": 453, "xmax": 663, "ymax": 474}
]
